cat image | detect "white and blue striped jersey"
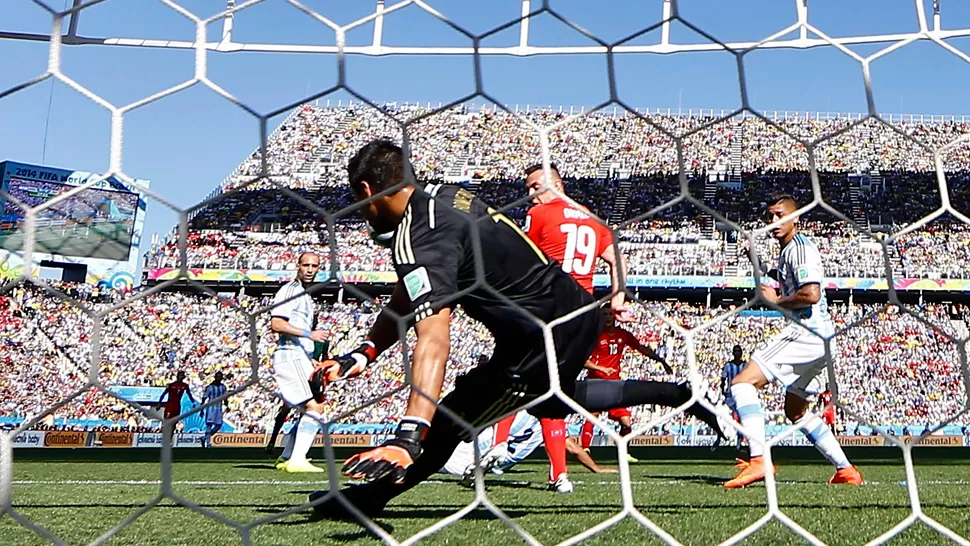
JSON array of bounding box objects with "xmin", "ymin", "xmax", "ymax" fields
[
  {"xmin": 442, "ymin": 412, "xmax": 543, "ymax": 476},
  {"xmin": 491, "ymin": 413, "xmax": 543, "ymax": 471},
  {"xmin": 775, "ymin": 232, "xmax": 833, "ymax": 333},
  {"xmin": 272, "ymin": 279, "xmax": 315, "ymax": 356},
  {"xmin": 203, "ymin": 383, "xmax": 228, "ymax": 424}
]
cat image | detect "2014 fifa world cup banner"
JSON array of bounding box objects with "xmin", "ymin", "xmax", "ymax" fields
[{"xmin": 147, "ymin": 269, "xmax": 970, "ymax": 292}]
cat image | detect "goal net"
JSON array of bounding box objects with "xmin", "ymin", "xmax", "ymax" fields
[{"xmin": 1, "ymin": 1, "xmax": 969, "ymax": 545}]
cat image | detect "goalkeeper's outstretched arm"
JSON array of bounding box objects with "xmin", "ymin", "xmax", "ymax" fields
[{"xmin": 364, "ymin": 282, "xmax": 413, "ymax": 354}]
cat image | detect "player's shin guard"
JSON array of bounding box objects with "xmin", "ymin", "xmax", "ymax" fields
[
  {"xmin": 580, "ymin": 419, "xmax": 596, "ymax": 450},
  {"xmin": 492, "ymin": 415, "xmax": 515, "ymax": 448},
  {"xmin": 540, "ymin": 418, "xmax": 568, "ymax": 481},
  {"xmin": 798, "ymin": 414, "xmax": 850, "ymax": 469},
  {"xmin": 291, "ymin": 411, "xmax": 322, "ymax": 462},
  {"xmin": 730, "ymin": 384, "xmax": 766, "ymax": 458}
]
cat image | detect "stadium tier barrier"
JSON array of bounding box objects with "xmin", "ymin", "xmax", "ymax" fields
[{"xmin": 145, "ymin": 268, "xmax": 970, "ymax": 291}]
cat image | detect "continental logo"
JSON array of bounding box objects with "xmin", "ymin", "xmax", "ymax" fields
[
  {"xmin": 44, "ymin": 431, "xmax": 87, "ymax": 447},
  {"xmin": 96, "ymin": 432, "xmax": 133, "ymax": 447},
  {"xmin": 211, "ymin": 433, "xmax": 267, "ymax": 447},
  {"xmin": 905, "ymin": 435, "xmax": 962, "ymax": 447},
  {"xmin": 316, "ymin": 434, "xmax": 371, "ymax": 447},
  {"xmin": 628, "ymin": 435, "xmax": 675, "ymax": 447},
  {"xmin": 838, "ymin": 436, "xmax": 885, "ymax": 447}
]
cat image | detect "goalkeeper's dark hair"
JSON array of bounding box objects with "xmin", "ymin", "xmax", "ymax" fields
[
  {"xmin": 524, "ymin": 162, "xmax": 561, "ymax": 178},
  {"xmin": 767, "ymin": 192, "xmax": 797, "ymax": 209},
  {"xmin": 348, "ymin": 139, "xmax": 416, "ymax": 194}
]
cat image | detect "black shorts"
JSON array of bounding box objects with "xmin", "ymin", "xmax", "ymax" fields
[{"xmin": 436, "ymin": 290, "xmax": 604, "ymax": 435}]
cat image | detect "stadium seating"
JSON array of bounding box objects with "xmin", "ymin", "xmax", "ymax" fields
[
  {"xmin": 2, "ymin": 283, "xmax": 967, "ymax": 435},
  {"xmin": 145, "ymin": 105, "xmax": 970, "ymax": 281}
]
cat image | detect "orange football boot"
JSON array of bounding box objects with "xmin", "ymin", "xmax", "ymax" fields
[{"xmin": 828, "ymin": 465, "xmax": 863, "ymax": 485}]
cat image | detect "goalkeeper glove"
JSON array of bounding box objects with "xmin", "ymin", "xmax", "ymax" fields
[{"xmin": 342, "ymin": 417, "xmax": 428, "ymax": 484}]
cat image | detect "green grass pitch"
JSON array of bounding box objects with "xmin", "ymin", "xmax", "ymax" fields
[{"xmin": 3, "ymin": 457, "xmax": 969, "ymax": 545}]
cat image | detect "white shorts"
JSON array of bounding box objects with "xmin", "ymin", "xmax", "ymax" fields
[
  {"xmin": 272, "ymin": 349, "xmax": 314, "ymax": 406},
  {"xmin": 442, "ymin": 440, "xmax": 477, "ymax": 476},
  {"xmin": 751, "ymin": 324, "xmax": 832, "ymax": 399}
]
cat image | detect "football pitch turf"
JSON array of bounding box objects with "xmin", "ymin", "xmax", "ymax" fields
[{"xmin": 4, "ymin": 457, "xmax": 970, "ymax": 546}]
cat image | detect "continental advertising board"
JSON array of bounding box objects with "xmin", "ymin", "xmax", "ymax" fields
[
  {"xmin": 146, "ymin": 268, "xmax": 970, "ymax": 292},
  {"xmin": 7, "ymin": 431, "xmax": 969, "ymax": 448}
]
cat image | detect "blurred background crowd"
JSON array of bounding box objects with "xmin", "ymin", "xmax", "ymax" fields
[{"xmin": 1, "ymin": 282, "xmax": 967, "ymax": 437}]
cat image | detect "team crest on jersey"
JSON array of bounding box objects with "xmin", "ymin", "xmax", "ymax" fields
[{"xmin": 403, "ymin": 267, "xmax": 432, "ymax": 301}]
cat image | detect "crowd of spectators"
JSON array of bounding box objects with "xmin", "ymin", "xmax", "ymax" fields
[
  {"xmin": 141, "ymin": 104, "xmax": 970, "ymax": 281},
  {"xmin": 2, "ymin": 282, "xmax": 967, "ymax": 435}
]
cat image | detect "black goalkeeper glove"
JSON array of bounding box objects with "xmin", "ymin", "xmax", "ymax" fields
[
  {"xmin": 342, "ymin": 417, "xmax": 428, "ymax": 484},
  {"xmin": 308, "ymin": 342, "xmax": 377, "ymax": 403}
]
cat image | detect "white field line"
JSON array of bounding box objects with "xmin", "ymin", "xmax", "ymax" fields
[{"xmin": 13, "ymin": 479, "xmax": 970, "ymax": 487}]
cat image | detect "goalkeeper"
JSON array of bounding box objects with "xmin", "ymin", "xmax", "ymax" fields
[{"xmin": 309, "ymin": 141, "xmax": 723, "ymax": 519}]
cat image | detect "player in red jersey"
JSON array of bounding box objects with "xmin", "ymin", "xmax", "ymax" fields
[
  {"xmin": 489, "ymin": 162, "xmax": 633, "ymax": 492},
  {"xmin": 580, "ymin": 308, "xmax": 672, "ymax": 453},
  {"xmin": 158, "ymin": 371, "xmax": 197, "ymax": 441},
  {"xmin": 522, "ymin": 163, "xmax": 631, "ymax": 319}
]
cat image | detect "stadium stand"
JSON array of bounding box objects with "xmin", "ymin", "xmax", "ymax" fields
[
  {"xmin": 8, "ymin": 105, "xmax": 970, "ymax": 436},
  {"xmin": 145, "ymin": 105, "xmax": 970, "ymax": 281},
  {"xmin": 2, "ymin": 283, "xmax": 968, "ymax": 436}
]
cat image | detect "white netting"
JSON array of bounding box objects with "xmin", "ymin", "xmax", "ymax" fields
[{"xmin": 2, "ymin": 0, "xmax": 970, "ymax": 545}]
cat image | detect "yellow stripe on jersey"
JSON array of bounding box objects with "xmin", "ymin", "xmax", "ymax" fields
[{"xmin": 487, "ymin": 206, "xmax": 548, "ymax": 264}]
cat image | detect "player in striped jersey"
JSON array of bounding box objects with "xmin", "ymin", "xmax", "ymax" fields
[
  {"xmin": 201, "ymin": 372, "xmax": 228, "ymax": 448},
  {"xmin": 720, "ymin": 345, "xmax": 746, "ymax": 454},
  {"xmin": 726, "ymin": 193, "xmax": 862, "ymax": 488},
  {"xmin": 269, "ymin": 252, "xmax": 332, "ymax": 473},
  {"xmin": 441, "ymin": 412, "xmax": 615, "ymax": 481}
]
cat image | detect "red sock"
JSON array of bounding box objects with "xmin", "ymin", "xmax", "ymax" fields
[
  {"xmin": 580, "ymin": 419, "xmax": 596, "ymax": 450},
  {"xmin": 540, "ymin": 418, "xmax": 568, "ymax": 482},
  {"xmin": 492, "ymin": 415, "xmax": 515, "ymax": 447}
]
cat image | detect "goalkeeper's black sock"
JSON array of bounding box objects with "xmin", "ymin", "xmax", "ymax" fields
[
  {"xmin": 573, "ymin": 380, "xmax": 725, "ymax": 439},
  {"xmin": 573, "ymin": 379, "xmax": 691, "ymax": 411}
]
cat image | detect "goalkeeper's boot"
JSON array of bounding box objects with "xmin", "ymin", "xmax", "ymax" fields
[
  {"xmin": 308, "ymin": 487, "xmax": 386, "ymax": 520},
  {"xmin": 828, "ymin": 465, "xmax": 863, "ymax": 485},
  {"xmin": 724, "ymin": 456, "xmax": 772, "ymax": 488},
  {"xmin": 283, "ymin": 458, "xmax": 324, "ymax": 473},
  {"xmin": 547, "ymin": 473, "xmax": 574, "ymax": 494}
]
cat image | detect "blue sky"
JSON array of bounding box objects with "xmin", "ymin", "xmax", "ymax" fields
[{"xmin": 3, "ymin": 0, "xmax": 970, "ymax": 257}]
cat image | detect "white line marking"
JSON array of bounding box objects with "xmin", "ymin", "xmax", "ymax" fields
[{"xmin": 12, "ymin": 479, "xmax": 970, "ymax": 487}]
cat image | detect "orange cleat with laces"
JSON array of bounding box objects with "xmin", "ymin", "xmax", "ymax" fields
[
  {"xmin": 725, "ymin": 456, "xmax": 774, "ymax": 488},
  {"xmin": 828, "ymin": 465, "xmax": 863, "ymax": 485}
]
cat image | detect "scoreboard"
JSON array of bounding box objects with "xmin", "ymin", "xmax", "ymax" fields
[{"xmin": 0, "ymin": 160, "xmax": 150, "ymax": 288}]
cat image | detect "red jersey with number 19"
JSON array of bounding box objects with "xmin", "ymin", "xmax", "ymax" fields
[
  {"xmin": 524, "ymin": 198, "xmax": 612, "ymax": 293},
  {"xmin": 588, "ymin": 328, "xmax": 640, "ymax": 380}
]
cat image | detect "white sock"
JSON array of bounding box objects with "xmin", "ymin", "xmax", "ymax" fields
[
  {"xmin": 799, "ymin": 414, "xmax": 850, "ymax": 469},
  {"xmin": 731, "ymin": 383, "xmax": 766, "ymax": 458},
  {"xmin": 280, "ymin": 424, "xmax": 298, "ymax": 460},
  {"xmin": 289, "ymin": 411, "xmax": 322, "ymax": 463}
]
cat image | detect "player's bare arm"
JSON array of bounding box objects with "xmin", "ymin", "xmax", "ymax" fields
[
  {"xmin": 630, "ymin": 338, "xmax": 672, "ymax": 374},
  {"xmin": 363, "ymin": 282, "xmax": 411, "ymax": 354},
  {"xmin": 598, "ymin": 242, "xmax": 629, "ymax": 315},
  {"xmin": 760, "ymin": 282, "xmax": 820, "ymax": 309},
  {"xmin": 584, "ymin": 359, "xmax": 613, "ymax": 376},
  {"xmin": 405, "ymin": 307, "xmax": 452, "ymax": 423},
  {"xmin": 565, "ymin": 438, "xmax": 616, "ymax": 473}
]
